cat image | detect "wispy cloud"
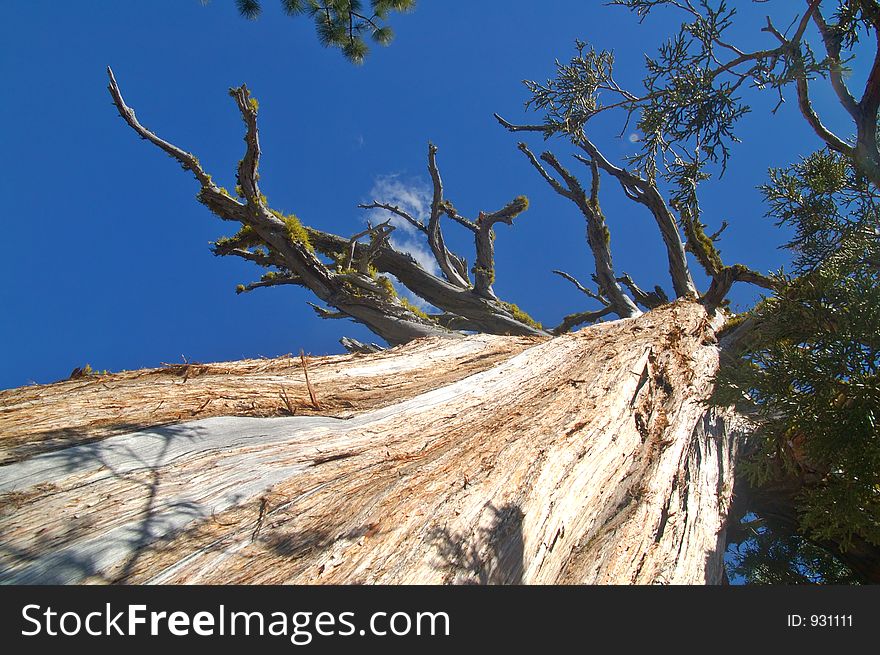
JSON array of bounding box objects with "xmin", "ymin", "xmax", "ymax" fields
[
  {"xmin": 362, "ymin": 175, "xmax": 439, "ymax": 276},
  {"xmin": 362, "ymin": 175, "xmax": 440, "ymax": 313}
]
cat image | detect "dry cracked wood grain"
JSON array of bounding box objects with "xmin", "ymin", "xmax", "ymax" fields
[{"xmin": 0, "ymin": 301, "xmax": 743, "ymax": 584}]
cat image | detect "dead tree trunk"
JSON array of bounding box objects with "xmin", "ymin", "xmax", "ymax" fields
[{"xmin": 0, "ymin": 301, "xmax": 744, "ymax": 584}]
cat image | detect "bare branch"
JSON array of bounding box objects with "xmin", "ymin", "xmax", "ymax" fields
[
  {"xmin": 339, "ymin": 337, "xmax": 384, "ymax": 354},
  {"xmin": 107, "ymin": 67, "xmax": 246, "ymax": 222},
  {"xmin": 857, "ymin": 7, "xmax": 880, "ymax": 125},
  {"xmin": 541, "ymin": 152, "xmax": 588, "ymax": 198},
  {"xmin": 729, "ymin": 265, "xmax": 777, "ymax": 291},
  {"xmin": 108, "ymin": 67, "xmax": 211, "ymax": 187},
  {"xmin": 553, "ymin": 306, "xmax": 614, "ymax": 335},
  {"xmin": 494, "ymin": 112, "xmax": 553, "ymax": 136},
  {"xmin": 616, "ymin": 273, "xmax": 668, "ymax": 309},
  {"xmin": 676, "ymin": 201, "xmax": 779, "ymax": 311},
  {"xmin": 708, "ymin": 220, "xmax": 729, "ymax": 242},
  {"xmin": 471, "ymin": 196, "xmax": 530, "ymax": 299},
  {"xmin": 109, "ymin": 69, "xmax": 455, "ymax": 346},
  {"xmin": 358, "ymin": 202, "xmax": 425, "ymax": 233},
  {"xmin": 236, "ymin": 275, "xmax": 304, "ymax": 294},
  {"xmin": 111, "ymin": 71, "xmax": 551, "ymax": 343},
  {"xmin": 502, "ymin": 109, "xmax": 695, "ymax": 299},
  {"xmin": 588, "ymin": 157, "xmax": 600, "ymax": 207},
  {"xmin": 427, "ymin": 143, "xmax": 471, "ymax": 288},
  {"xmin": 552, "ymin": 270, "xmax": 607, "ymax": 304},
  {"xmin": 811, "ymin": 7, "xmax": 860, "ymax": 120},
  {"xmin": 515, "ymin": 144, "xmax": 639, "ymax": 318},
  {"xmin": 359, "ymin": 222, "xmax": 394, "ymax": 274},
  {"xmin": 307, "ymin": 227, "xmax": 549, "ymax": 337},
  {"xmin": 229, "ymin": 85, "xmax": 263, "ymax": 207},
  {"xmin": 343, "ymin": 221, "xmax": 393, "ymax": 273},
  {"xmin": 794, "ymin": 69, "xmax": 854, "ymax": 155},
  {"xmin": 575, "ymin": 136, "xmax": 696, "ymax": 298},
  {"xmin": 308, "ymin": 303, "xmax": 348, "ymax": 320},
  {"xmin": 215, "ymin": 246, "xmax": 278, "ymax": 268},
  {"xmin": 431, "ymin": 313, "xmax": 483, "ymax": 332},
  {"xmin": 853, "ymin": 7, "xmax": 880, "ymax": 184},
  {"xmin": 439, "ymin": 202, "xmax": 478, "ymax": 232},
  {"xmin": 679, "ymin": 204, "xmax": 724, "ymax": 278},
  {"xmin": 700, "ymin": 264, "xmax": 778, "ymax": 313},
  {"xmin": 516, "ymin": 143, "xmax": 570, "ymax": 198}
]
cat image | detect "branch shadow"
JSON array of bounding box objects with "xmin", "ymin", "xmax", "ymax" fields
[
  {"xmin": 429, "ymin": 503, "xmax": 525, "ymax": 585},
  {"xmin": 2, "ymin": 422, "xmax": 182, "ymax": 466},
  {"xmin": 0, "ymin": 423, "xmax": 215, "ymax": 584}
]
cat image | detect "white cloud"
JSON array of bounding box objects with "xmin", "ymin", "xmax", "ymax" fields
[
  {"xmin": 362, "ymin": 175, "xmax": 440, "ymax": 276},
  {"xmin": 361, "ymin": 176, "xmax": 441, "ymax": 314}
]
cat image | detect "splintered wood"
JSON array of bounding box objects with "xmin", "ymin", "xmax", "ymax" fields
[
  {"xmin": 0, "ymin": 301, "xmax": 744, "ymax": 584},
  {"xmin": 0, "ymin": 335, "xmax": 540, "ymax": 465}
]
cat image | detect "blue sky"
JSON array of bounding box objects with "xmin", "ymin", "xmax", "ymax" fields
[{"xmin": 0, "ymin": 1, "xmax": 865, "ymax": 389}]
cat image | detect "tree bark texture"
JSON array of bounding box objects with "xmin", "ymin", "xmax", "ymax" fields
[{"xmin": 0, "ymin": 301, "xmax": 744, "ymax": 584}]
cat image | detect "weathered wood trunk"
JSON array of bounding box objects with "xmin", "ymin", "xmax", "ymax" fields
[{"xmin": 0, "ymin": 301, "xmax": 744, "ymax": 584}]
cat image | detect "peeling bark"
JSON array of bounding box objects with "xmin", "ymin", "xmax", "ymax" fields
[{"xmin": 0, "ymin": 302, "xmax": 744, "ymax": 584}]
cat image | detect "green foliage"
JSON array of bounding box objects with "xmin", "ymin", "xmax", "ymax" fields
[
  {"xmin": 235, "ymin": 0, "xmax": 261, "ymax": 19},
  {"xmin": 214, "ymin": 224, "xmax": 263, "ymax": 250},
  {"xmin": 541, "ymin": 3, "xmax": 880, "ymax": 581},
  {"xmin": 524, "ymin": 41, "xmax": 611, "ymax": 134},
  {"xmin": 719, "ymin": 265, "xmax": 880, "ymax": 548},
  {"xmin": 399, "ymin": 296, "xmax": 429, "ymax": 320},
  {"xmin": 715, "ymin": 150, "xmax": 880, "ymax": 574},
  {"xmin": 524, "ymin": 1, "xmax": 838, "ymax": 198},
  {"xmin": 70, "ymin": 363, "xmax": 109, "ymax": 379},
  {"xmin": 376, "ymin": 275, "xmax": 397, "ymax": 297},
  {"xmin": 718, "ymin": 311, "xmax": 748, "ymax": 336},
  {"xmin": 681, "ymin": 212, "xmax": 724, "ymax": 274},
  {"xmin": 762, "ymin": 150, "xmax": 879, "ymax": 274},
  {"xmin": 472, "ymin": 265, "xmax": 495, "ymax": 285},
  {"xmin": 729, "ymin": 522, "xmax": 860, "ymax": 585},
  {"xmin": 225, "ymin": 0, "xmax": 415, "ymax": 64},
  {"xmin": 499, "ymin": 301, "xmax": 543, "ymax": 330},
  {"xmin": 325, "ymin": 249, "xmax": 349, "ymax": 270},
  {"xmin": 269, "ymin": 209, "xmax": 314, "ymax": 252}
]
